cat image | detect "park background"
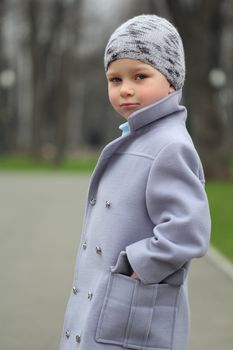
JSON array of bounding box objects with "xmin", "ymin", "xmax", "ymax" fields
[{"xmin": 0, "ymin": 0, "xmax": 233, "ymax": 349}]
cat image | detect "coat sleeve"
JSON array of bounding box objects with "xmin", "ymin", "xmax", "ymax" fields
[{"xmin": 125, "ymin": 141, "xmax": 211, "ymax": 284}]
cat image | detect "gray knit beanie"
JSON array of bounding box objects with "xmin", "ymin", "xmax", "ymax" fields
[{"xmin": 104, "ymin": 14, "xmax": 185, "ymax": 90}]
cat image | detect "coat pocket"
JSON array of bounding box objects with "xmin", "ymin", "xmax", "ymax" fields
[{"xmin": 95, "ymin": 272, "xmax": 180, "ymax": 350}]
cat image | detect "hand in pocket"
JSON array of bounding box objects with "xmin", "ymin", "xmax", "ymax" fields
[{"xmin": 130, "ymin": 271, "xmax": 139, "ymax": 280}]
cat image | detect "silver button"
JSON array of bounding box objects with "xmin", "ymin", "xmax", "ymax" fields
[
  {"xmin": 87, "ymin": 291, "xmax": 93, "ymax": 300},
  {"xmin": 65, "ymin": 329, "xmax": 70, "ymax": 338},
  {"xmin": 90, "ymin": 198, "xmax": 96, "ymax": 206},
  {"xmin": 96, "ymin": 246, "xmax": 102, "ymax": 255},
  {"xmin": 76, "ymin": 334, "xmax": 81, "ymax": 343},
  {"xmin": 82, "ymin": 241, "xmax": 87, "ymax": 250},
  {"xmin": 105, "ymin": 200, "xmax": 111, "ymax": 208},
  {"xmin": 73, "ymin": 286, "xmax": 79, "ymax": 294}
]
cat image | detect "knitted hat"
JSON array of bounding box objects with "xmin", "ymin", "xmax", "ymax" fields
[{"xmin": 104, "ymin": 14, "xmax": 185, "ymax": 90}]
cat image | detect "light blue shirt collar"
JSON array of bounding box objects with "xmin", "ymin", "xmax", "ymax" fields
[{"xmin": 119, "ymin": 121, "xmax": 130, "ymax": 136}]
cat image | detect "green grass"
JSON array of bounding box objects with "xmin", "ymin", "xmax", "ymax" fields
[
  {"xmin": 0, "ymin": 155, "xmax": 97, "ymax": 172},
  {"xmin": 206, "ymin": 181, "xmax": 233, "ymax": 262}
]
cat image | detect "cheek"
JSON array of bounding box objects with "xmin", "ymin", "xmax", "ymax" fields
[
  {"xmin": 108, "ymin": 88, "xmax": 117, "ymax": 104},
  {"xmin": 142, "ymin": 84, "xmax": 170, "ymax": 103},
  {"xmin": 141, "ymin": 89, "xmax": 161, "ymax": 104},
  {"xmin": 108, "ymin": 88, "xmax": 120, "ymax": 111}
]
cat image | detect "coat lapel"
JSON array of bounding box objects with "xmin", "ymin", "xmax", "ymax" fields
[
  {"xmin": 87, "ymin": 132, "xmax": 133, "ymax": 201},
  {"xmin": 87, "ymin": 89, "xmax": 184, "ymax": 202}
]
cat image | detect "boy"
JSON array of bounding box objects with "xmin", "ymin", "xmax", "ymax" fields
[{"xmin": 59, "ymin": 14, "xmax": 211, "ymax": 350}]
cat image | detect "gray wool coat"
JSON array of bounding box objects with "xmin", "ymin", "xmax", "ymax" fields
[{"xmin": 59, "ymin": 90, "xmax": 211, "ymax": 350}]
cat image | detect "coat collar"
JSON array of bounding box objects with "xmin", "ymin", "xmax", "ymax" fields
[
  {"xmin": 87, "ymin": 90, "xmax": 185, "ymax": 202},
  {"xmin": 127, "ymin": 89, "xmax": 185, "ymax": 133}
]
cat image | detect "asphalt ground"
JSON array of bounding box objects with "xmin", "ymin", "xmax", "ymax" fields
[{"xmin": 0, "ymin": 173, "xmax": 232, "ymax": 350}]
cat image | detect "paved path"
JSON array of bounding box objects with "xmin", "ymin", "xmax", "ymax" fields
[{"xmin": 0, "ymin": 173, "xmax": 232, "ymax": 350}]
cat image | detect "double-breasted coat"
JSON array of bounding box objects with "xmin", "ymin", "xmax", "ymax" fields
[{"xmin": 59, "ymin": 90, "xmax": 211, "ymax": 350}]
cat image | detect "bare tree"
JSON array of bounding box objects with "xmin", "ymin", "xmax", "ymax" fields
[
  {"xmin": 220, "ymin": 0, "xmax": 233, "ymax": 159},
  {"xmin": 0, "ymin": 0, "xmax": 7, "ymax": 153},
  {"xmin": 26, "ymin": 0, "xmax": 43, "ymax": 159},
  {"xmin": 25, "ymin": 0, "xmax": 83, "ymax": 163},
  {"xmin": 48, "ymin": 0, "xmax": 84, "ymax": 165},
  {"xmin": 0, "ymin": 0, "xmax": 16, "ymax": 154},
  {"xmin": 166, "ymin": 0, "xmax": 232, "ymax": 179}
]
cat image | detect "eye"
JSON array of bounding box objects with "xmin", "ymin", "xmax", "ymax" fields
[
  {"xmin": 135, "ymin": 74, "xmax": 147, "ymax": 80},
  {"xmin": 109, "ymin": 77, "xmax": 122, "ymax": 83}
]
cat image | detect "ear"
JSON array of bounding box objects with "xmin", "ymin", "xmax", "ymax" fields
[{"xmin": 168, "ymin": 84, "xmax": 175, "ymax": 94}]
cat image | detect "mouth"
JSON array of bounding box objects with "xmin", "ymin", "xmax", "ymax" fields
[{"xmin": 120, "ymin": 102, "xmax": 140, "ymax": 107}]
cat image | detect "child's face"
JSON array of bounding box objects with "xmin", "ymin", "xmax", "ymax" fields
[{"xmin": 106, "ymin": 59, "xmax": 175, "ymax": 119}]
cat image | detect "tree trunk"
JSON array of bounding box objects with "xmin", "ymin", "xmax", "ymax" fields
[
  {"xmin": 53, "ymin": 51, "xmax": 70, "ymax": 166},
  {"xmin": 52, "ymin": 0, "xmax": 83, "ymax": 165},
  {"xmin": 220, "ymin": 0, "xmax": 233, "ymax": 159},
  {"xmin": 27, "ymin": 0, "xmax": 43, "ymax": 159},
  {"xmin": 147, "ymin": 0, "xmax": 172, "ymax": 19},
  {"xmin": 167, "ymin": 0, "xmax": 231, "ymax": 179}
]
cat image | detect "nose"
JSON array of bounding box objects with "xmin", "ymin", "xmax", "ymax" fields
[{"xmin": 120, "ymin": 82, "xmax": 134, "ymax": 97}]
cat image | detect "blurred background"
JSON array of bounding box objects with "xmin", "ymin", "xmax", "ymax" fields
[
  {"xmin": 0, "ymin": 0, "xmax": 233, "ymax": 177},
  {"xmin": 0, "ymin": 0, "xmax": 233, "ymax": 350}
]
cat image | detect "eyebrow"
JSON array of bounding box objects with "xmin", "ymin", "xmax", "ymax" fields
[{"xmin": 107, "ymin": 65, "xmax": 151, "ymax": 77}]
